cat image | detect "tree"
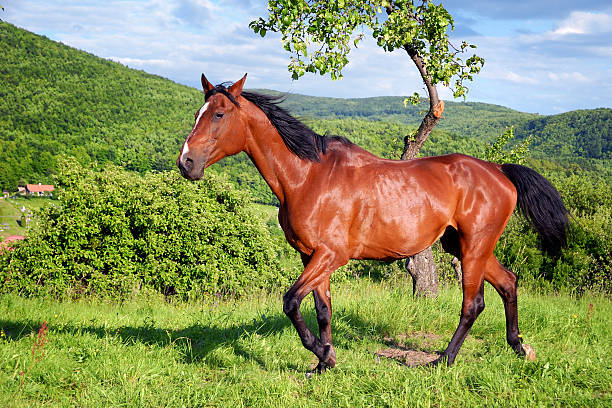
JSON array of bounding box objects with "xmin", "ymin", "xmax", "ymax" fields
[
  {"xmin": 251, "ymin": 0, "xmax": 484, "ymax": 296},
  {"xmin": 484, "ymin": 126, "xmax": 532, "ymax": 165}
]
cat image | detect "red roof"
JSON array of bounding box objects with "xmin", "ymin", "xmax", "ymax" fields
[
  {"xmin": 0, "ymin": 235, "xmax": 24, "ymax": 251},
  {"xmin": 26, "ymin": 184, "xmax": 54, "ymax": 193}
]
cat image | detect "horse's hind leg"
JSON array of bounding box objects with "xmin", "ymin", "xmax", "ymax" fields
[
  {"xmin": 484, "ymin": 257, "xmax": 525, "ymax": 356},
  {"xmin": 436, "ymin": 255, "xmax": 486, "ymax": 365}
]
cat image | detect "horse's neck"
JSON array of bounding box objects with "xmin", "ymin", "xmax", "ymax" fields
[{"xmin": 243, "ymin": 119, "xmax": 315, "ymax": 206}]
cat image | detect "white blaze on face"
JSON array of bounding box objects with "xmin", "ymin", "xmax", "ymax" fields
[{"xmin": 180, "ymin": 102, "xmax": 209, "ymax": 164}]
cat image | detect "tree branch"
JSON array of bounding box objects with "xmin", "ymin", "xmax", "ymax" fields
[
  {"xmin": 384, "ymin": 2, "xmax": 445, "ymax": 160},
  {"xmin": 400, "ymin": 44, "xmax": 444, "ymax": 160}
]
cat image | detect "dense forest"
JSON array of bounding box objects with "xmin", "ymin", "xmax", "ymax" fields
[
  {"xmin": 515, "ymin": 109, "xmax": 612, "ymax": 160},
  {"xmin": 0, "ymin": 22, "xmax": 198, "ymax": 190}
]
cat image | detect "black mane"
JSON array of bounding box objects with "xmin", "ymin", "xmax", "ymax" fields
[
  {"xmin": 242, "ymin": 91, "xmax": 326, "ymax": 161},
  {"xmin": 205, "ymin": 83, "xmax": 351, "ymax": 161},
  {"xmin": 202, "ymin": 86, "xmax": 346, "ymax": 161},
  {"xmin": 242, "ymin": 90, "xmax": 354, "ymax": 161}
]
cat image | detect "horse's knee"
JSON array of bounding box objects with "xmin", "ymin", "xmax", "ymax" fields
[
  {"xmin": 314, "ymin": 297, "xmax": 331, "ymax": 323},
  {"xmin": 504, "ymin": 272, "xmax": 518, "ymax": 298},
  {"xmin": 316, "ymin": 310, "xmax": 330, "ymax": 327},
  {"xmin": 474, "ymin": 294, "xmax": 485, "ymax": 316}
]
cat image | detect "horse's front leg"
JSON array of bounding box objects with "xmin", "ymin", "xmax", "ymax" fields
[
  {"xmin": 284, "ymin": 247, "xmax": 346, "ymax": 372},
  {"xmin": 313, "ymin": 278, "xmax": 336, "ymax": 372}
]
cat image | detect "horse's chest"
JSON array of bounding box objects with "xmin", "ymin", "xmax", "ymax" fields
[{"xmin": 278, "ymin": 204, "xmax": 315, "ymax": 255}]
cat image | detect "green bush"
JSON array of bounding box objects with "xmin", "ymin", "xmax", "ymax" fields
[
  {"xmin": 494, "ymin": 172, "xmax": 612, "ymax": 294},
  {"xmin": 0, "ymin": 160, "xmax": 286, "ymax": 298}
]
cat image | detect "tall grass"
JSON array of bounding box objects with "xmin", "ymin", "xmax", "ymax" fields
[{"xmin": 0, "ymin": 280, "xmax": 609, "ymax": 407}]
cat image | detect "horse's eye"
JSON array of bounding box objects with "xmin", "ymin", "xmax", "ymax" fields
[{"xmin": 215, "ymin": 112, "xmax": 224, "ymax": 119}]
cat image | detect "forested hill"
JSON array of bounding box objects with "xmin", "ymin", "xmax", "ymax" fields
[
  {"xmin": 264, "ymin": 90, "xmax": 539, "ymax": 142},
  {"xmin": 0, "ymin": 21, "xmax": 200, "ymax": 189},
  {"xmin": 1, "ymin": 21, "xmax": 610, "ymax": 193},
  {"xmin": 515, "ymin": 109, "xmax": 611, "ymax": 160},
  {"xmin": 272, "ymin": 92, "xmax": 611, "ymax": 161}
]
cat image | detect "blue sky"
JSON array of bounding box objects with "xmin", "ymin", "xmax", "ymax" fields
[{"xmin": 3, "ymin": 0, "xmax": 612, "ymax": 114}]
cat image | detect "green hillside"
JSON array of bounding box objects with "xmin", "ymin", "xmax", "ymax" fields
[
  {"xmin": 269, "ymin": 90, "xmax": 539, "ymax": 142},
  {"xmin": 274, "ymin": 92, "xmax": 611, "ymax": 164},
  {"xmin": 1, "ymin": 21, "xmax": 610, "ymax": 198},
  {"xmin": 515, "ymin": 109, "xmax": 612, "ymax": 160},
  {"xmin": 0, "ymin": 21, "xmax": 199, "ymax": 190}
]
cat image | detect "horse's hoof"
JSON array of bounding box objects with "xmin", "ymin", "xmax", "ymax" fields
[
  {"xmin": 306, "ymin": 344, "xmax": 337, "ymax": 378},
  {"xmin": 306, "ymin": 362, "xmax": 328, "ymax": 378},
  {"xmin": 522, "ymin": 344, "xmax": 536, "ymax": 361},
  {"xmin": 322, "ymin": 343, "xmax": 337, "ymax": 368},
  {"xmin": 426, "ymin": 355, "xmax": 448, "ymax": 367}
]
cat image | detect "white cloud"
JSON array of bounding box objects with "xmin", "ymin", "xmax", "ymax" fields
[
  {"xmin": 503, "ymin": 71, "xmax": 539, "ymax": 85},
  {"xmin": 552, "ymin": 11, "xmax": 612, "ymax": 36},
  {"xmin": 586, "ymin": 46, "xmax": 612, "ymax": 57},
  {"xmin": 109, "ymin": 57, "xmax": 174, "ymax": 68},
  {"xmin": 547, "ymin": 72, "xmax": 590, "ymax": 83}
]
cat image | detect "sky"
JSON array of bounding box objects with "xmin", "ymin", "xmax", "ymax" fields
[{"xmin": 2, "ymin": 0, "xmax": 612, "ymax": 115}]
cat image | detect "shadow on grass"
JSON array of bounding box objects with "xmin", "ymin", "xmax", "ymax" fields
[
  {"xmin": 0, "ymin": 306, "xmax": 418, "ymax": 371},
  {"xmin": 0, "ymin": 313, "xmax": 292, "ymax": 367}
]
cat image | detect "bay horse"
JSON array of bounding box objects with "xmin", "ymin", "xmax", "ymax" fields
[{"xmin": 177, "ymin": 74, "xmax": 569, "ymax": 372}]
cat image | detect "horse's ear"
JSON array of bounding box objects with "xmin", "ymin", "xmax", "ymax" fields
[
  {"xmin": 201, "ymin": 74, "xmax": 214, "ymax": 93},
  {"xmin": 228, "ymin": 73, "xmax": 247, "ymax": 97}
]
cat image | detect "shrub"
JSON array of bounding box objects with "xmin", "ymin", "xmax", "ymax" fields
[{"xmin": 0, "ymin": 159, "xmax": 285, "ymax": 298}]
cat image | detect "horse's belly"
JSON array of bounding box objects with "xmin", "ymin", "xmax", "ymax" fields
[
  {"xmin": 348, "ymin": 198, "xmax": 451, "ymax": 260},
  {"xmin": 351, "ymin": 224, "xmax": 441, "ymax": 259}
]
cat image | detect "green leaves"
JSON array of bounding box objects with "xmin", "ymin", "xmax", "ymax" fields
[
  {"xmin": 251, "ymin": 1, "xmax": 484, "ymax": 101},
  {"xmin": 484, "ymin": 126, "xmax": 532, "ymax": 165},
  {"xmin": 251, "ymin": 0, "xmax": 379, "ymax": 82},
  {"xmin": 0, "ymin": 160, "xmax": 286, "ymax": 299},
  {"xmin": 404, "ymin": 92, "xmax": 421, "ymax": 106}
]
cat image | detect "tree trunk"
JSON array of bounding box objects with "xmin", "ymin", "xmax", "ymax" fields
[
  {"xmin": 405, "ymin": 248, "xmax": 439, "ymax": 297},
  {"xmin": 382, "ymin": 4, "xmax": 447, "ymax": 297},
  {"xmin": 399, "ymin": 44, "xmax": 445, "ymax": 298},
  {"xmin": 452, "ymin": 256, "xmax": 462, "ymax": 287}
]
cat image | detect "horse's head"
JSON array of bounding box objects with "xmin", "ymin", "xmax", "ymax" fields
[{"xmin": 177, "ymin": 73, "xmax": 248, "ymax": 180}]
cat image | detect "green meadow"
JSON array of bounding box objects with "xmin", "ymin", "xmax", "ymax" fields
[{"xmin": 1, "ymin": 280, "xmax": 609, "ymax": 407}]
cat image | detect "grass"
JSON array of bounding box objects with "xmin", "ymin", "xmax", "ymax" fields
[
  {"xmin": 0, "ymin": 197, "xmax": 52, "ymax": 241},
  {"xmin": 0, "ymin": 280, "xmax": 609, "ymax": 407}
]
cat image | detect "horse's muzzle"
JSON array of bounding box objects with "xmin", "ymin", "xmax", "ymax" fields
[{"xmin": 177, "ymin": 155, "xmax": 206, "ymax": 180}]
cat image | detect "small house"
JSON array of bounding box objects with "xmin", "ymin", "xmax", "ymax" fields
[
  {"xmin": 0, "ymin": 235, "xmax": 24, "ymax": 252},
  {"xmin": 25, "ymin": 183, "xmax": 55, "ymax": 197}
]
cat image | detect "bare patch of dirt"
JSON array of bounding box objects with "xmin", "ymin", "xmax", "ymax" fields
[
  {"xmin": 375, "ymin": 348, "xmax": 439, "ymax": 367},
  {"xmin": 376, "ymin": 332, "xmax": 442, "ymax": 367}
]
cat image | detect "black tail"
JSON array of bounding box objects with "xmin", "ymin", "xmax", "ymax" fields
[{"xmin": 501, "ymin": 163, "xmax": 569, "ymax": 256}]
